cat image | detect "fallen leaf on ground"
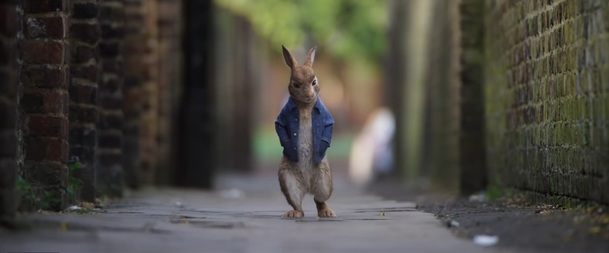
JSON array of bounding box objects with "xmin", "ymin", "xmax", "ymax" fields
[
  {"xmin": 589, "ymin": 226, "xmax": 601, "ymax": 234},
  {"xmin": 60, "ymin": 221, "xmax": 67, "ymax": 231}
]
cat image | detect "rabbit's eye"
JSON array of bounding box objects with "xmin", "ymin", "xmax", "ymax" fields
[
  {"xmin": 292, "ymin": 82, "xmax": 300, "ymax": 88},
  {"xmin": 312, "ymin": 79, "xmax": 317, "ymax": 86}
]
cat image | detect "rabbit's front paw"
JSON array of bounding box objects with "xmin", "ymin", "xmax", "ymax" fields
[{"xmin": 282, "ymin": 210, "xmax": 304, "ymax": 218}]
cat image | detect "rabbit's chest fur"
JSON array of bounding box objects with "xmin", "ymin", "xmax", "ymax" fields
[{"xmin": 297, "ymin": 107, "xmax": 314, "ymax": 172}]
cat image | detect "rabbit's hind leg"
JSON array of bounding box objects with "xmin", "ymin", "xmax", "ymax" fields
[
  {"xmin": 278, "ymin": 162, "xmax": 305, "ymax": 218},
  {"xmin": 311, "ymin": 160, "xmax": 336, "ymax": 217}
]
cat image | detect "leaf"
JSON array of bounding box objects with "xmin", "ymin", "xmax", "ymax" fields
[
  {"xmin": 60, "ymin": 221, "xmax": 67, "ymax": 231},
  {"xmin": 589, "ymin": 226, "xmax": 601, "ymax": 234}
]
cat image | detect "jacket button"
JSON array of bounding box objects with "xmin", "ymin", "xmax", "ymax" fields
[
  {"xmin": 293, "ymin": 133, "xmax": 297, "ymax": 136},
  {"xmin": 294, "ymin": 118, "xmax": 298, "ymax": 122},
  {"xmin": 293, "ymin": 147, "xmax": 296, "ymax": 150}
]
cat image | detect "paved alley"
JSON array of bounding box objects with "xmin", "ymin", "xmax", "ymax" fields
[{"xmin": 0, "ymin": 173, "xmax": 513, "ymax": 253}]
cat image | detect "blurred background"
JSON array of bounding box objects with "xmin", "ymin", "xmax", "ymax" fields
[
  {"xmin": 212, "ymin": 0, "xmax": 389, "ymax": 178},
  {"xmin": 1, "ymin": 0, "xmax": 609, "ymax": 215},
  {"xmin": 208, "ymin": 0, "xmax": 477, "ymax": 195}
]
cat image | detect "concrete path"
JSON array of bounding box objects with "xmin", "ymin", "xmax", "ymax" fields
[{"xmin": 0, "ymin": 173, "xmax": 512, "ymax": 253}]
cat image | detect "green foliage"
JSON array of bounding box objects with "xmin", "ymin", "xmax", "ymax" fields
[
  {"xmin": 485, "ymin": 185, "xmax": 506, "ymax": 200},
  {"xmin": 16, "ymin": 161, "xmax": 83, "ymax": 211},
  {"xmin": 215, "ymin": 0, "xmax": 387, "ymax": 66},
  {"xmin": 67, "ymin": 161, "xmax": 83, "ymax": 204},
  {"xmin": 16, "ymin": 176, "xmax": 59, "ymax": 211}
]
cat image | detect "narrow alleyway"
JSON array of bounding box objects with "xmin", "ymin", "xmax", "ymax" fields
[{"xmin": 0, "ymin": 172, "xmax": 510, "ymax": 253}]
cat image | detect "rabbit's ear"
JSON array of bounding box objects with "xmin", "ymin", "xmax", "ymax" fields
[
  {"xmin": 282, "ymin": 45, "xmax": 297, "ymax": 69},
  {"xmin": 304, "ymin": 46, "xmax": 317, "ymax": 66}
]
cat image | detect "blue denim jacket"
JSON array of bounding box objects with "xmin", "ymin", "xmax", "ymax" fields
[{"xmin": 275, "ymin": 97, "xmax": 334, "ymax": 164}]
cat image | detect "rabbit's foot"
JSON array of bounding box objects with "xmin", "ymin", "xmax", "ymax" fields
[
  {"xmin": 317, "ymin": 208, "xmax": 336, "ymax": 218},
  {"xmin": 282, "ymin": 210, "xmax": 304, "ymax": 218}
]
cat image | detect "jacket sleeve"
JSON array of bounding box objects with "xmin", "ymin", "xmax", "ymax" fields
[
  {"xmin": 275, "ymin": 109, "xmax": 290, "ymax": 147},
  {"xmin": 321, "ymin": 110, "xmax": 334, "ymax": 146}
]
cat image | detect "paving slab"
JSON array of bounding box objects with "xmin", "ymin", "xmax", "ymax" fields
[{"xmin": 0, "ymin": 174, "xmax": 514, "ymax": 253}]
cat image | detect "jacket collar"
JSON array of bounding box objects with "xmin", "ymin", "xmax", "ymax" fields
[{"xmin": 287, "ymin": 96, "xmax": 322, "ymax": 112}]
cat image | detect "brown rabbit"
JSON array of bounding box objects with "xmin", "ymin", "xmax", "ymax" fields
[{"xmin": 275, "ymin": 45, "xmax": 336, "ymax": 218}]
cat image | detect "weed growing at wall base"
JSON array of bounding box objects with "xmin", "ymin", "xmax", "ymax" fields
[
  {"xmin": 16, "ymin": 176, "xmax": 60, "ymax": 211},
  {"xmin": 67, "ymin": 160, "xmax": 83, "ymax": 205},
  {"xmin": 15, "ymin": 161, "xmax": 84, "ymax": 211}
]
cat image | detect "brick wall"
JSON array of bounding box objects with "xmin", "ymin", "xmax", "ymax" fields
[
  {"xmin": 19, "ymin": 0, "xmax": 71, "ymax": 210},
  {"xmin": 122, "ymin": 0, "xmax": 160, "ymax": 187},
  {"xmin": 121, "ymin": 0, "xmax": 143, "ymax": 188},
  {"xmin": 97, "ymin": 0, "xmax": 124, "ymax": 197},
  {"xmin": 0, "ymin": 0, "xmax": 193, "ymax": 212},
  {"xmin": 0, "ymin": 0, "xmax": 17, "ymax": 217},
  {"xmin": 484, "ymin": 0, "xmax": 609, "ymax": 203},
  {"xmin": 424, "ymin": 0, "xmax": 461, "ymax": 192},
  {"xmin": 155, "ymin": 0, "xmax": 181, "ymax": 185},
  {"xmin": 70, "ymin": 0, "xmax": 101, "ymax": 202}
]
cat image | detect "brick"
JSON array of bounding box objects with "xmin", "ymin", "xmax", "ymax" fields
[
  {"xmin": 24, "ymin": 0, "xmax": 67, "ymax": 14},
  {"xmin": 22, "ymin": 40, "xmax": 66, "ymax": 65},
  {"xmin": 24, "ymin": 137, "xmax": 46, "ymax": 161},
  {"xmin": 25, "ymin": 16, "xmax": 66, "ymax": 39},
  {"xmin": 99, "ymin": 5, "xmax": 125, "ymax": 23},
  {"xmin": 73, "ymin": 45, "xmax": 97, "ymax": 63},
  {"xmin": 69, "ymin": 146, "xmax": 96, "ymax": 166},
  {"xmin": 72, "ymin": 2, "xmax": 99, "ymax": 19},
  {"xmin": 98, "ymin": 133, "xmax": 121, "ymax": 148},
  {"xmin": 23, "ymin": 162, "xmax": 66, "ymax": 186},
  {"xmin": 46, "ymin": 138, "xmax": 68, "ymax": 162},
  {"xmin": 98, "ymin": 113, "xmax": 122, "ymax": 130},
  {"xmin": 101, "ymin": 59, "xmax": 124, "ymax": 75},
  {"xmin": 98, "ymin": 41, "xmax": 120, "ymax": 58},
  {"xmin": 100, "ymin": 24, "xmax": 124, "ymax": 40},
  {"xmin": 97, "ymin": 151, "xmax": 122, "ymax": 167},
  {"xmin": 99, "ymin": 77, "xmax": 122, "ymax": 93},
  {"xmin": 100, "ymin": 95, "xmax": 122, "ymax": 111},
  {"xmin": 71, "ymin": 64, "xmax": 99, "ymax": 82},
  {"xmin": 26, "ymin": 115, "xmax": 68, "ymax": 137},
  {"xmin": 24, "ymin": 137, "xmax": 68, "ymax": 162},
  {"xmin": 69, "ymin": 126, "xmax": 97, "ymax": 147},
  {"xmin": 71, "ymin": 23, "xmax": 100, "ymax": 44},
  {"xmin": 21, "ymin": 91, "xmax": 66, "ymax": 114},
  {"xmin": 22, "ymin": 66, "xmax": 68, "ymax": 89},
  {"xmin": 69, "ymin": 105, "xmax": 98, "ymax": 124},
  {"xmin": 69, "ymin": 83, "xmax": 97, "ymax": 104},
  {"xmin": 20, "ymin": 92, "xmax": 43, "ymax": 113}
]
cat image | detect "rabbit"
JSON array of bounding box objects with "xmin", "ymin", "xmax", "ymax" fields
[{"xmin": 275, "ymin": 45, "xmax": 336, "ymax": 218}]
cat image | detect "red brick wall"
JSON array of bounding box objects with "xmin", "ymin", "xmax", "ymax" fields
[
  {"xmin": 97, "ymin": 0, "xmax": 124, "ymax": 197},
  {"xmin": 1, "ymin": 0, "xmax": 190, "ymax": 212},
  {"xmin": 69, "ymin": 0, "xmax": 101, "ymax": 202},
  {"xmin": 0, "ymin": 0, "xmax": 18, "ymax": 217},
  {"xmin": 122, "ymin": 0, "xmax": 161, "ymax": 187},
  {"xmin": 155, "ymin": 0, "xmax": 181, "ymax": 185},
  {"xmin": 19, "ymin": 0, "xmax": 71, "ymax": 210}
]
